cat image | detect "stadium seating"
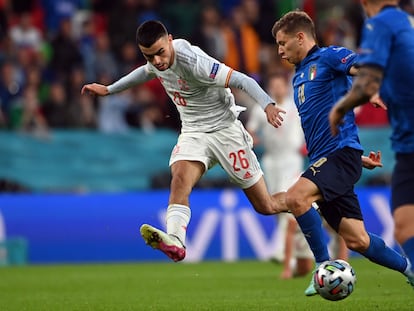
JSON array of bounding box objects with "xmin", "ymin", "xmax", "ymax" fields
[
  {"xmin": 0, "ymin": 129, "xmax": 177, "ymax": 192},
  {"xmin": 0, "ymin": 127, "xmax": 394, "ymax": 192}
]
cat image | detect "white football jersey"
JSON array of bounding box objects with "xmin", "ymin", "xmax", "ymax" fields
[
  {"xmin": 145, "ymin": 39, "xmax": 238, "ymax": 133},
  {"xmin": 247, "ymin": 96, "xmax": 303, "ymax": 157},
  {"xmin": 247, "ymin": 96, "xmax": 304, "ymax": 192}
]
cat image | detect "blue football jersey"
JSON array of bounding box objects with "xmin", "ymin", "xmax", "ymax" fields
[
  {"xmin": 357, "ymin": 6, "xmax": 414, "ymax": 153},
  {"xmin": 293, "ymin": 46, "xmax": 362, "ymax": 164}
]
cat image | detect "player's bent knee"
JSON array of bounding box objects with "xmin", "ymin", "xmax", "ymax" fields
[{"xmin": 285, "ymin": 193, "xmax": 308, "ymax": 216}]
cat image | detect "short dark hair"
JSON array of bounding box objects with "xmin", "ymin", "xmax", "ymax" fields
[
  {"xmin": 271, "ymin": 10, "xmax": 316, "ymax": 41},
  {"xmin": 136, "ymin": 20, "xmax": 168, "ymax": 48}
]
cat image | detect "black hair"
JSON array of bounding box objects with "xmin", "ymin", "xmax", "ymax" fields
[{"xmin": 136, "ymin": 20, "xmax": 168, "ymax": 48}]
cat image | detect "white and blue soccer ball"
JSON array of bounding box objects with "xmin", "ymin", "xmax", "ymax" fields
[{"xmin": 314, "ymin": 259, "xmax": 356, "ymax": 301}]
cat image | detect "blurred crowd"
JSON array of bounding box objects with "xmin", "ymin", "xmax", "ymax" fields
[{"xmin": 1, "ymin": 0, "xmax": 411, "ymax": 137}]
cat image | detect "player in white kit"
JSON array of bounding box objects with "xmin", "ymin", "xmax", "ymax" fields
[
  {"xmin": 81, "ymin": 20, "xmax": 287, "ymax": 261},
  {"xmin": 247, "ymin": 73, "xmax": 313, "ymax": 278}
]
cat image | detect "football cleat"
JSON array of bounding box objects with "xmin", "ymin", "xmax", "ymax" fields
[
  {"xmin": 140, "ymin": 224, "xmax": 186, "ymax": 262},
  {"xmin": 305, "ymin": 264, "xmax": 319, "ymax": 296},
  {"xmin": 304, "ymin": 276, "xmax": 318, "ymax": 296}
]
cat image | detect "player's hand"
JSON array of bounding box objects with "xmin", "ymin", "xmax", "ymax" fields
[
  {"xmin": 362, "ymin": 151, "xmax": 383, "ymax": 170},
  {"xmin": 265, "ymin": 103, "xmax": 286, "ymax": 128},
  {"xmin": 329, "ymin": 104, "xmax": 346, "ymax": 136},
  {"xmin": 81, "ymin": 83, "xmax": 109, "ymax": 96},
  {"xmin": 369, "ymin": 93, "xmax": 387, "ymax": 110}
]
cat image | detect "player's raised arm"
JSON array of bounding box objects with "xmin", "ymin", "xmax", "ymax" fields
[
  {"xmin": 81, "ymin": 83, "xmax": 109, "ymax": 96},
  {"xmin": 227, "ymin": 70, "xmax": 286, "ymax": 128},
  {"xmin": 81, "ymin": 65, "xmax": 156, "ymax": 97}
]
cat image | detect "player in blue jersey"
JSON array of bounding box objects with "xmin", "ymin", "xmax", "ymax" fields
[
  {"xmin": 271, "ymin": 10, "xmax": 413, "ymax": 296},
  {"xmin": 329, "ymin": 0, "xmax": 414, "ymax": 289}
]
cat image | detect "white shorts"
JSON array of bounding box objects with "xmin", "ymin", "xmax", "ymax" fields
[
  {"xmin": 169, "ymin": 120, "xmax": 263, "ymax": 189},
  {"xmin": 262, "ymin": 153, "xmax": 303, "ymax": 193}
]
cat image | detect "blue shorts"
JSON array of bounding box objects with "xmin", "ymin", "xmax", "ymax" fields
[
  {"xmin": 391, "ymin": 152, "xmax": 414, "ymax": 211},
  {"xmin": 302, "ymin": 147, "xmax": 364, "ymax": 232}
]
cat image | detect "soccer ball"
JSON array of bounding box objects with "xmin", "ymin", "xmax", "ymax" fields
[{"xmin": 314, "ymin": 259, "xmax": 356, "ymax": 301}]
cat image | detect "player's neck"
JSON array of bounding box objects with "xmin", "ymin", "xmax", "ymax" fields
[
  {"xmin": 171, "ymin": 48, "xmax": 175, "ymax": 67},
  {"xmin": 367, "ymin": 2, "xmax": 397, "ymax": 17},
  {"xmin": 304, "ymin": 44, "xmax": 318, "ymax": 59}
]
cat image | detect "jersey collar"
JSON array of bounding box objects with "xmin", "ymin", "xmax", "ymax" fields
[
  {"xmin": 297, "ymin": 45, "xmax": 320, "ymax": 68},
  {"xmin": 306, "ymin": 45, "xmax": 319, "ymax": 58},
  {"xmin": 380, "ymin": 5, "xmax": 398, "ymax": 12}
]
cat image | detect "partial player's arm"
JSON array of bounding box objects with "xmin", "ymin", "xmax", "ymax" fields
[
  {"xmin": 362, "ymin": 150, "xmax": 382, "ymax": 170},
  {"xmin": 81, "ymin": 65, "xmax": 155, "ymax": 96},
  {"xmin": 228, "ymin": 70, "xmax": 286, "ymax": 128},
  {"xmin": 347, "ymin": 66, "xmax": 386, "ymax": 108},
  {"xmin": 190, "ymin": 45, "xmax": 285, "ymax": 127},
  {"xmin": 329, "ymin": 65, "xmax": 384, "ymax": 135},
  {"xmin": 348, "ymin": 65, "xmax": 358, "ymax": 76},
  {"xmin": 81, "ymin": 83, "xmax": 109, "ymax": 96}
]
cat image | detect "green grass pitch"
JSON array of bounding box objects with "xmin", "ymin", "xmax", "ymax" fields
[{"xmin": 0, "ymin": 258, "xmax": 413, "ymax": 311}]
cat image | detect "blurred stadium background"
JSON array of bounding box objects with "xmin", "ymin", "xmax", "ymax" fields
[{"xmin": 0, "ymin": 0, "xmax": 412, "ymax": 266}]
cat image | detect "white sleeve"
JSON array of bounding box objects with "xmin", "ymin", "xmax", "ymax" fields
[
  {"xmin": 228, "ymin": 70, "xmax": 276, "ymax": 110},
  {"xmin": 189, "ymin": 45, "xmax": 232, "ymax": 87},
  {"xmin": 107, "ymin": 64, "xmax": 156, "ymax": 94}
]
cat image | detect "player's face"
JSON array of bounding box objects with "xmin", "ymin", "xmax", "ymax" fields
[
  {"xmin": 139, "ymin": 34, "xmax": 174, "ymax": 71},
  {"xmin": 275, "ymin": 30, "xmax": 302, "ymax": 65}
]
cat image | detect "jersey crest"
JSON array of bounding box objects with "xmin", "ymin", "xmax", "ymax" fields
[{"xmin": 309, "ymin": 64, "xmax": 317, "ymax": 80}]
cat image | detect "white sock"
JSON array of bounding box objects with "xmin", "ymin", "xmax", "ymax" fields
[{"xmin": 166, "ymin": 204, "xmax": 191, "ymax": 246}]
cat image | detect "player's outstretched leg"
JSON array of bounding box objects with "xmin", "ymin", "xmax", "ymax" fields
[
  {"xmin": 294, "ymin": 207, "xmax": 330, "ymax": 296},
  {"xmin": 360, "ymin": 232, "xmax": 414, "ymax": 290},
  {"xmin": 140, "ymin": 224, "xmax": 186, "ymax": 262}
]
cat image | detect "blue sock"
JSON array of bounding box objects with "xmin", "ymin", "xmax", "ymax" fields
[
  {"xmin": 402, "ymin": 237, "xmax": 414, "ymax": 273},
  {"xmin": 295, "ymin": 208, "xmax": 330, "ymax": 263},
  {"xmin": 361, "ymin": 233, "xmax": 408, "ymax": 273}
]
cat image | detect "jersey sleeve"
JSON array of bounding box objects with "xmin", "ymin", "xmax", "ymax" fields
[
  {"xmin": 356, "ymin": 19, "xmax": 392, "ymax": 69},
  {"xmin": 325, "ymin": 46, "xmax": 357, "ymax": 75},
  {"xmin": 183, "ymin": 43, "xmax": 274, "ymax": 109},
  {"xmin": 107, "ymin": 64, "xmax": 156, "ymax": 94},
  {"xmin": 190, "ymin": 46, "xmax": 232, "ymax": 87}
]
